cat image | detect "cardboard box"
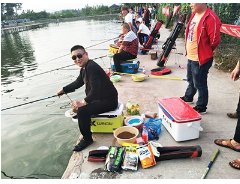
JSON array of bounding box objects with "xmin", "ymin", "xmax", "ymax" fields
[
  {"xmin": 91, "ymin": 102, "xmax": 124, "ymax": 133},
  {"xmin": 158, "ymin": 97, "xmax": 203, "ymax": 142},
  {"xmin": 151, "ymin": 51, "xmax": 157, "ymax": 60}
]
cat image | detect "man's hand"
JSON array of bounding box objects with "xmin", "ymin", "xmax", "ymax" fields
[
  {"xmin": 230, "ymin": 61, "xmax": 240, "ymax": 81},
  {"xmin": 230, "ymin": 67, "xmax": 240, "ymax": 81},
  {"xmin": 71, "ymin": 101, "xmax": 84, "ymax": 109},
  {"xmin": 57, "ymin": 89, "xmax": 64, "ymax": 97}
]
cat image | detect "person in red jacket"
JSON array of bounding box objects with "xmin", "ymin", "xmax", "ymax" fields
[{"xmin": 180, "ymin": 3, "xmax": 221, "ymax": 114}]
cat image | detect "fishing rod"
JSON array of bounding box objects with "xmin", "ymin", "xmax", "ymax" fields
[
  {"xmin": 1, "ymin": 94, "xmax": 59, "ymax": 111},
  {"xmin": 13, "ymin": 55, "xmax": 108, "ymax": 82},
  {"xmin": 139, "ymin": 47, "xmax": 183, "ymax": 55},
  {"xmin": 113, "ymin": 72, "xmax": 187, "ymax": 81},
  {"xmin": 201, "ymin": 149, "xmax": 220, "ymax": 179},
  {"xmin": 40, "ymin": 36, "xmax": 118, "ymax": 65}
]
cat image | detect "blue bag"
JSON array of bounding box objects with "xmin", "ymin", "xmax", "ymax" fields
[{"xmin": 143, "ymin": 118, "xmax": 162, "ymax": 140}]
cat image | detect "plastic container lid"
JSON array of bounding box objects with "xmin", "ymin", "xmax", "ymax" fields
[{"xmin": 158, "ymin": 97, "xmax": 201, "ymax": 123}]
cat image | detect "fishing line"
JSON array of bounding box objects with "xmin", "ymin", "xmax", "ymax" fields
[
  {"xmin": 60, "ymin": 103, "xmax": 71, "ymax": 109},
  {"xmin": 1, "ymin": 114, "xmax": 64, "ymax": 115},
  {"xmin": 100, "ymin": 57, "xmax": 109, "ymax": 69},
  {"xmin": 1, "ymin": 171, "xmax": 60, "ymax": 179},
  {"xmin": 45, "ymin": 101, "xmax": 56, "ymax": 107},
  {"xmin": 40, "ymin": 36, "xmax": 118, "ymax": 65},
  {"xmin": 1, "ymin": 95, "xmax": 58, "ymax": 111},
  {"xmin": 12, "ymin": 55, "xmax": 108, "ymax": 82},
  {"xmin": 66, "ymin": 94, "xmax": 73, "ymax": 103},
  {"xmin": 1, "ymin": 95, "xmax": 74, "ymax": 111}
]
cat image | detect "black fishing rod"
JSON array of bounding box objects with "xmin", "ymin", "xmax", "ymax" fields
[
  {"xmin": 1, "ymin": 95, "xmax": 59, "ymax": 111},
  {"xmin": 13, "ymin": 55, "xmax": 108, "ymax": 82},
  {"xmin": 40, "ymin": 36, "xmax": 118, "ymax": 65}
]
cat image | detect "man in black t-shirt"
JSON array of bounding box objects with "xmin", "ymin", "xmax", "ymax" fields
[{"xmin": 57, "ymin": 45, "xmax": 118, "ymax": 152}]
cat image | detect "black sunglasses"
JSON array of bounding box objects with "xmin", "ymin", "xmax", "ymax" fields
[{"xmin": 72, "ymin": 53, "xmax": 85, "ymax": 60}]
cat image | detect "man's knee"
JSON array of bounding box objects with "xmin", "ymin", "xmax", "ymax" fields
[{"xmin": 77, "ymin": 106, "xmax": 90, "ymax": 117}]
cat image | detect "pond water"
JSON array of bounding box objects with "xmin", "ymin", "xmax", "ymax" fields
[{"xmin": 1, "ymin": 19, "xmax": 121, "ymax": 179}]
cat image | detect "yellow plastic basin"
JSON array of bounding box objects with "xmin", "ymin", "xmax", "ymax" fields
[{"xmin": 132, "ymin": 74, "xmax": 145, "ymax": 82}]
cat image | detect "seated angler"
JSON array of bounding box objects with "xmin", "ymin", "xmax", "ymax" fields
[
  {"xmin": 113, "ymin": 23, "xmax": 139, "ymax": 73},
  {"xmin": 136, "ymin": 21, "xmax": 150, "ymax": 46},
  {"xmin": 57, "ymin": 45, "xmax": 118, "ymax": 152}
]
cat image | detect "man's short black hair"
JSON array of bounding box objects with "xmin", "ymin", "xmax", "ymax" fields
[
  {"xmin": 70, "ymin": 45, "xmax": 85, "ymax": 53},
  {"xmin": 153, "ymin": 5, "xmax": 156, "ymax": 9}
]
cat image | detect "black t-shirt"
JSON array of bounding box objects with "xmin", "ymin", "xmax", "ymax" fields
[{"xmin": 63, "ymin": 60, "xmax": 118, "ymax": 103}]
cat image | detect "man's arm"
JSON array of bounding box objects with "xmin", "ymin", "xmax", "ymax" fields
[
  {"xmin": 63, "ymin": 73, "xmax": 84, "ymax": 93},
  {"xmin": 230, "ymin": 60, "xmax": 240, "ymax": 81},
  {"xmin": 118, "ymin": 44, "xmax": 125, "ymax": 53},
  {"xmin": 128, "ymin": 22, "xmax": 134, "ymax": 32},
  {"xmin": 84, "ymin": 66, "xmax": 101, "ymax": 103},
  {"xmin": 137, "ymin": 28, "xmax": 142, "ymax": 34},
  {"xmin": 206, "ymin": 16, "xmax": 221, "ymax": 51}
]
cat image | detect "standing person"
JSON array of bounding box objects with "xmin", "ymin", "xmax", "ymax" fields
[
  {"xmin": 136, "ymin": 21, "xmax": 150, "ymax": 46},
  {"xmin": 151, "ymin": 5, "xmax": 158, "ymax": 27},
  {"xmin": 180, "ymin": 3, "xmax": 221, "ymax": 114},
  {"xmin": 143, "ymin": 5, "xmax": 151, "ymax": 28},
  {"xmin": 57, "ymin": 45, "xmax": 118, "ymax": 152},
  {"xmin": 148, "ymin": 5, "xmax": 152, "ymax": 14},
  {"xmin": 139, "ymin": 6, "xmax": 144, "ymax": 18},
  {"xmin": 113, "ymin": 23, "xmax": 138, "ymax": 72},
  {"xmin": 129, "ymin": 7, "xmax": 138, "ymax": 32},
  {"xmin": 121, "ymin": 5, "xmax": 134, "ymax": 32},
  {"xmin": 214, "ymin": 59, "xmax": 240, "ymax": 170}
]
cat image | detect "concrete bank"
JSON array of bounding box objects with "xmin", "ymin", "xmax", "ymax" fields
[{"xmin": 61, "ymin": 25, "xmax": 240, "ymax": 179}]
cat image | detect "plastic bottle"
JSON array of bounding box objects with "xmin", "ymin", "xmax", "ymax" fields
[
  {"xmin": 142, "ymin": 66, "xmax": 146, "ymax": 75},
  {"xmin": 142, "ymin": 126, "xmax": 148, "ymax": 144},
  {"xmin": 135, "ymin": 103, "xmax": 140, "ymax": 115},
  {"xmin": 131, "ymin": 104, "xmax": 135, "ymax": 115},
  {"xmin": 126, "ymin": 100, "xmax": 132, "ymax": 115}
]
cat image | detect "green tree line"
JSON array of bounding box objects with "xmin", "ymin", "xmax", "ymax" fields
[{"xmin": 1, "ymin": 3, "xmax": 120, "ymax": 21}]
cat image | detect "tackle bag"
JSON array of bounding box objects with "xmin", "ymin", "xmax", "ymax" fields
[
  {"xmin": 157, "ymin": 13, "xmax": 186, "ymax": 67},
  {"xmin": 141, "ymin": 20, "xmax": 163, "ymax": 54}
]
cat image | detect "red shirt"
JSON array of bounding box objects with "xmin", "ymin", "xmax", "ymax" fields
[
  {"xmin": 144, "ymin": 9, "xmax": 150, "ymax": 21},
  {"xmin": 185, "ymin": 7, "xmax": 221, "ymax": 65},
  {"xmin": 122, "ymin": 30, "xmax": 139, "ymax": 56}
]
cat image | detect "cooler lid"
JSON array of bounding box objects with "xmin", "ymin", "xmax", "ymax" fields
[
  {"xmin": 96, "ymin": 102, "xmax": 123, "ymax": 116},
  {"xmin": 158, "ymin": 97, "xmax": 201, "ymax": 123}
]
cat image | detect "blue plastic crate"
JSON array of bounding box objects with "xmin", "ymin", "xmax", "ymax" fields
[{"xmin": 111, "ymin": 61, "xmax": 139, "ymax": 74}]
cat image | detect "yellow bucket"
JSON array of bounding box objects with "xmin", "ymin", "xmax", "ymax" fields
[{"xmin": 109, "ymin": 44, "xmax": 119, "ymax": 54}]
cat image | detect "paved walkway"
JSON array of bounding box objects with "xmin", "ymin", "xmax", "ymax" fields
[{"xmin": 61, "ymin": 24, "xmax": 240, "ymax": 179}]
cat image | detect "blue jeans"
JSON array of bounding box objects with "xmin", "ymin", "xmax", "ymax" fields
[{"xmin": 184, "ymin": 58, "xmax": 213, "ymax": 110}]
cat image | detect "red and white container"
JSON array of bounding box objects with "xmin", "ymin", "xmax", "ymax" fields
[{"xmin": 158, "ymin": 97, "xmax": 203, "ymax": 142}]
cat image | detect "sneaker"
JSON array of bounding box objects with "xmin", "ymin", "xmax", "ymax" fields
[
  {"xmin": 227, "ymin": 112, "xmax": 238, "ymax": 119},
  {"xmin": 193, "ymin": 106, "xmax": 207, "ymax": 114},
  {"xmin": 73, "ymin": 139, "xmax": 93, "ymax": 152},
  {"xmin": 180, "ymin": 96, "xmax": 193, "ymax": 104}
]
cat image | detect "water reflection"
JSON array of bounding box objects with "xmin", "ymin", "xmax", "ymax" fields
[{"xmin": 1, "ymin": 33, "xmax": 37, "ymax": 85}]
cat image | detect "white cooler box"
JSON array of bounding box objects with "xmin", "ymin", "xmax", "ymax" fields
[{"xmin": 158, "ymin": 97, "xmax": 203, "ymax": 142}]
